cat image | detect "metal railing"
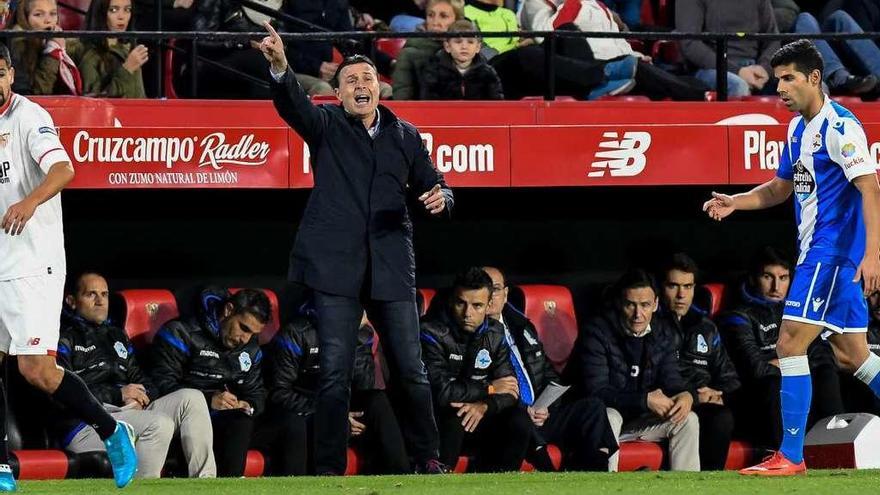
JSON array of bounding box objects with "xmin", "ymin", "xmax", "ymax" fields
[{"xmin": 8, "ymin": 9, "xmax": 880, "ymax": 101}]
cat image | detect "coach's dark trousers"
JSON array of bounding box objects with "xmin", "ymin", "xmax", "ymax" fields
[{"xmin": 313, "ymin": 291, "xmax": 439, "ymax": 474}]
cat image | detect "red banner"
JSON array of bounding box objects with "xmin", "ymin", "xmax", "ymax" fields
[
  {"xmin": 510, "ymin": 125, "xmax": 728, "ymax": 186},
  {"xmin": 289, "ymin": 126, "xmax": 511, "ymax": 188},
  {"xmin": 63, "ymin": 127, "xmax": 289, "ymax": 189}
]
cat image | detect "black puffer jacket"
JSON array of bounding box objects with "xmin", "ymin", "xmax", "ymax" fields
[
  {"xmin": 500, "ymin": 303, "xmax": 560, "ymax": 398},
  {"xmin": 264, "ymin": 309, "xmax": 379, "ymax": 415},
  {"xmin": 192, "ymin": 0, "xmax": 268, "ymax": 49},
  {"xmin": 419, "ymin": 50, "xmax": 504, "ymax": 100},
  {"xmin": 55, "ymin": 310, "xmax": 160, "ymax": 441},
  {"xmin": 284, "ymin": 0, "xmax": 353, "ymax": 78},
  {"xmin": 420, "ymin": 307, "xmax": 518, "ymax": 416},
  {"xmin": 661, "ymin": 306, "xmax": 741, "ymax": 398},
  {"xmin": 151, "ymin": 288, "xmax": 266, "ymax": 415},
  {"xmin": 568, "ymin": 310, "xmax": 688, "ymax": 421},
  {"xmin": 717, "ymin": 283, "xmax": 838, "ymax": 384}
]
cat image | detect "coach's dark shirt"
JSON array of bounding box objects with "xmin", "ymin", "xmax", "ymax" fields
[{"xmin": 270, "ymin": 68, "xmax": 454, "ymax": 301}]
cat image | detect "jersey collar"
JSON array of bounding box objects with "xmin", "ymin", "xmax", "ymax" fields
[{"xmin": 0, "ymin": 93, "xmax": 15, "ymax": 118}]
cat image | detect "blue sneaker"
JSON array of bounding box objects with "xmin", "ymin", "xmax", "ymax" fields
[
  {"xmin": 104, "ymin": 422, "xmax": 137, "ymax": 488},
  {"xmin": 604, "ymin": 56, "xmax": 638, "ymax": 81},
  {"xmin": 0, "ymin": 464, "xmax": 16, "ymax": 492},
  {"xmin": 587, "ymin": 78, "xmax": 636, "ymax": 100}
]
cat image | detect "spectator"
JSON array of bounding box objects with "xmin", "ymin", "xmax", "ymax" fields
[
  {"xmin": 79, "ymin": 0, "xmax": 147, "ymax": 98},
  {"xmin": 464, "ymin": 0, "xmax": 520, "ymax": 56},
  {"xmin": 658, "ymin": 254, "xmax": 739, "ymax": 471},
  {"xmin": 601, "ymin": 0, "xmax": 640, "ymax": 28},
  {"xmin": 568, "ymin": 269, "xmax": 700, "ymax": 472},
  {"xmin": 841, "ymin": 0, "xmax": 880, "ymax": 33},
  {"xmin": 392, "ymin": 0, "xmax": 464, "ymax": 100},
  {"xmin": 9, "ymin": 0, "xmax": 84, "ymax": 95},
  {"xmin": 151, "ymin": 287, "xmax": 268, "ymax": 477},
  {"xmin": 718, "ymin": 247, "xmax": 843, "ymax": 450},
  {"xmin": 133, "ymin": 0, "xmax": 193, "ymax": 31},
  {"xmin": 483, "ymin": 267, "xmax": 617, "ymax": 471},
  {"xmin": 283, "ymin": 0, "xmax": 351, "ymax": 95},
  {"xmin": 420, "ymin": 268, "xmax": 532, "ymax": 472},
  {"xmin": 676, "ymin": 0, "xmax": 780, "ymax": 97},
  {"xmin": 57, "ymin": 272, "xmax": 216, "ymax": 478},
  {"xmin": 261, "ymin": 306, "xmax": 409, "ymax": 475},
  {"xmin": 794, "ymin": 10, "xmax": 879, "ymax": 94},
  {"xmin": 350, "ymin": 0, "xmax": 429, "ymax": 31},
  {"xmin": 420, "ymin": 19, "xmax": 504, "ymax": 99},
  {"xmin": 772, "ymin": 0, "xmax": 800, "ymax": 33},
  {"xmin": 839, "ymin": 291, "xmax": 880, "ymax": 415}
]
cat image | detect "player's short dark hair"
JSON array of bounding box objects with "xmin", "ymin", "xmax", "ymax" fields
[
  {"xmin": 615, "ymin": 269, "xmax": 657, "ymax": 302},
  {"xmin": 228, "ymin": 289, "xmax": 271, "ymax": 324},
  {"xmin": 65, "ymin": 271, "xmax": 106, "ymax": 297},
  {"xmin": 660, "ymin": 253, "xmax": 700, "ymax": 280},
  {"xmin": 0, "ymin": 43, "xmax": 11, "ymax": 69},
  {"xmin": 453, "ymin": 267, "xmax": 494, "ymax": 295},
  {"xmin": 771, "ymin": 39, "xmax": 824, "ymax": 79},
  {"xmin": 331, "ymin": 55, "xmax": 378, "ymax": 89},
  {"xmin": 749, "ymin": 246, "xmax": 793, "ymax": 277}
]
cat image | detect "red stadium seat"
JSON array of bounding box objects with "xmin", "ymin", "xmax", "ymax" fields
[
  {"xmin": 117, "ymin": 289, "xmax": 179, "ymax": 350},
  {"xmin": 832, "ymin": 96, "xmax": 863, "ymax": 106},
  {"xmin": 163, "ymin": 39, "xmax": 179, "ymax": 99},
  {"xmin": 344, "ymin": 447, "xmax": 366, "ymax": 475},
  {"xmin": 58, "ymin": 0, "xmax": 88, "ymax": 30},
  {"xmin": 453, "ymin": 456, "xmax": 469, "ymax": 473},
  {"xmin": 595, "ymin": 95, "xmax": 651, "ymax": 102},
  {"xmin": 376, "ymin": 38, "xmax": 406, "ymax": 60},
  {"xmin": 229, "ymin": 288, "xmax": 280, "ymax": 345},
  {"xmin": 701, "ymin": 283, "xmax": 727, "ymax": 318},
  {"xmin": 521, "ymin": 444, "xmax": 562, "ymax": 472},
  {"xmin": 243, "ymin": 450, "xmax": 265, "ymax": 477},
  {"xmin": 11, "ymin": 450, "xmax": 70, "ymax": 480},
  {"xmin": 519, "ymin": 285, "xmax": 578, "ymax": 374},
  {"xmin": 652, "ymin": 40, "xmax": 683, "ymax": 66},
  {"xmin": 418, "ymin": 288, "xmax": 436, "ymax": 315},
  {"xmin": 724, "ymin": 440, "xmax": 756, "ymax": 470},
  {"xmin": 618, "ymin": 441, "xmax": 664, "ymax": 471}
]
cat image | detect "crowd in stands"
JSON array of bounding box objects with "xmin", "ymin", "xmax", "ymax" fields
[
  {"xmin": 24, "ymin": 247, "xmax": 880, "ymax": 478},
  {"xmin": 2, "ymin": 0, "xmax": 880, "ymax": 100}
]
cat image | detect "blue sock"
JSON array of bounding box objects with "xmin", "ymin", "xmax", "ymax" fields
[
  {"xmin": 855, "ymin": 353, "xmax": 880, "ymax": 397},
  {"xmin": 779, "ymin": 356, "xmax": 811, "ymax": 464}
]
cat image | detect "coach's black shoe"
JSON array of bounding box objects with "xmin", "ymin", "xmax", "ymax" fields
[{"xmin": 415, "ymin": 459, "xmax": 449, "ymax": 474}]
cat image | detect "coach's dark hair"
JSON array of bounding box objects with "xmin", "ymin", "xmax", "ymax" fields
[
  {"xmin": 660, "ymin": 253, "xmax": 700, "ymax": 280},
  {"xmin": 228, "ymin": 289, "xmax": 272, "ymax": 324},
  {"xmin": 452, "ymin": 267, "xmax": 494, "ymax": 295},
  {"xmin": 749, "ymin": 246, "xmax": 793, "ymax": 278},
  {"xmin": 615, "ymin": 269, "xmax": 657, "ymax": 303},
  {"xmin": 0, "ymin": 43, "xmax": 10, "ymax": 69},
  {"xmin": 771, "ymin": 39, "xmax": 824, "ymax": 79},
  {"xmin": 331, "ymin": 54, "xmax": 378, "ymax": 89},
  {"xmin": 65, "ymin": 271, "xmax": 106, "ymax": 297}
]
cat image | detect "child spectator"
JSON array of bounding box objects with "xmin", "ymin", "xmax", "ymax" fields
[
  {"xmin": 420, "ymin": 19, "xmax": 503, "ymax": 99},
  {"xmin": 10, "ymin": 0, "xmax": 84, "ymax": 95},
  {"xmin": 392, "ymin": 0, "xmax": 464, "ymax": 99},
  {"xmin": 80, "ymin": 0, "xmax": 147, "ymax": 98},
  {"xmin": 463, "ymin": 0, "xmax": 519, "ymax": 57}
]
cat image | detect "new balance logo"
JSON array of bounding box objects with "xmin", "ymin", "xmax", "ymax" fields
[
  {"xmin": 812, "ymin": 298, "xmax": 825, "ymax": 312},
  {"xmin": 589, "ymin": 132, "xmax": 652, "ymax": 177},
  {"xmin": 786, "ymin": 427, "xmax": 800, "ymax": 436}
]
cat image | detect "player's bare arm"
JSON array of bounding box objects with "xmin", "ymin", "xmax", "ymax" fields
[
  {"xmin": 703, "ymin": 177, "xmax": 794, "ymax": 221},
  {"xmin": 1, "ymin": 161, "xmax": 73, "ymax": 236},
  {"xmin": 852, "ymin": 174, "xmax": 880, "ymax": 294}
]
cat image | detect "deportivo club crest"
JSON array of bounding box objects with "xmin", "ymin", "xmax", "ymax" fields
[
  {"xmin": 239, "ymin": 352, "xmax": 252, "ymax": 372},
  {"xmin": 114, "ymin": 341, "xmax": 128, "ymax": 359}
]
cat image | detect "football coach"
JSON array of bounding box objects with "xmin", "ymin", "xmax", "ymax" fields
[{"xmin": 258, "ymin": 23, "xmax": 453, "ymax": 475}]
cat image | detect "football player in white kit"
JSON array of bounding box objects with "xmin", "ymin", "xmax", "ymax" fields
[{"xmin": 0, "ymin": 43, "xmax": 137, "ymax": 490}]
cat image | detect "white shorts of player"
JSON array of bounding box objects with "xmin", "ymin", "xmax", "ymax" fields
[{"xmin": 0, "ymin": 272, "xmax": 64, "ymax": 355}]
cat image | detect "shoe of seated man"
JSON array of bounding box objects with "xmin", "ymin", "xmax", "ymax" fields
[
  {"xmin": 831, "ymin": 73, "xmax": 878, "ymax": 95},
  {"xmin": 603, "ymin": 55, "xmax": 638, "ymax": 81},
  {"xmin": 0, "ymin": 464, "xmax": 16, "ymax": 492},
  {"xmin": 587, "ymin": 78, "xmax": 636, "ymax": 100},
  {"xmin": 104, "ymin": 421, "xmax": 138, "ymax": 488}
]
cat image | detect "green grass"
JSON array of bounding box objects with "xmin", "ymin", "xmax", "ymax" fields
[{"xmin": 15, "ymin": 470, "xmax": 880, "ymax": 495}]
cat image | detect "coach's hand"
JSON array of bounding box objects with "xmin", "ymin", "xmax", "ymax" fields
[
  {"xmin": 2, "ymin": 198, "xmax": 37, "ymax": 235},
  {"xmin": 258, "ymin": 21, "xmax": 288, "ymax": 74},
  {"xmin": 211, "ymin": 391, "xmax": 240, "ymax": 410},
  {"xmin": 419, "ymin": 184, "xmax": 446, "ymax": 215},
  {"xmin": 702, "ymin": 192, "xmax": 735, "ymax": 221},
  {"xmin": 855, "ymin": 254, "xmax": 880, "ymax": 295},
  {"xmin": 452, "ymin": 402, "xmax": 488, "ymax": 432},
  {"xmin": 349, "ymin": 412, "xmax": 366, "ymax": 436},
  {"xmin": 667, "ymin": 392, "xmax": 693, "ymax": 424},
  {"xmin": 491, "ymin": 376, "xmax": 520, "ymax": 399},
  {"xmin": 647, "ymin": 389, "xmax": 673, "ymax": 418},
  {"xmin": 121, "ymin": 384, "xmax": 150, "ymax": 408}
]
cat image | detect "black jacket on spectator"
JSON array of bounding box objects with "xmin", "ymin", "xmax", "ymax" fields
[
  {"xmin": 568, "ymin": 310, "xmax": 688, "ymax": 421},
  {"xmin": 264, "ymin": 311, "xmax": 379, "ymax": 415},
  {"xmin": 419, "ymin": 51, "xmax": 504, "ymax": 100},
  {"xmin": 420, "ymin": 307, "xmax": 518, "ymax": 416},
  {"xmin": 271, "ymin": 68, "xmax": 453, "ymax": 301},
  {"xmin": 661, "ymin": 306, "xmax": 741, "ymax": 399},
  {"xmin": 283, "ymin": 0, "xmax": 352, "ymax": 78},
  {"xmin": 500, "ymin": 303, "xmax": 560, "ymax": 396},
  {"xmin": 55, "ymin": 309, "xmax": 160, "ymax": 441},
  {"xmin": 193, "ymin": 0, "xmax": 266, "ymax": 49},
  {"xmin": 151, "ymin": 288, "xmax": 266, "ymax": 415},
  {"xmin": 718, "ymin": 283, "xmax": 837, "ymax": 384}
]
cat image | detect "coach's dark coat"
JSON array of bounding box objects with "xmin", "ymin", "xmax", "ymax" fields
[{"xmin": 271, "ymin": 68, "xmax": 454, "ymax": 301}]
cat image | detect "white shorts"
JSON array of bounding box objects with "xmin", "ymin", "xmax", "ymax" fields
[{"xmin": 0, "ymin": 273, "xmax": 64, "ymax": 356}]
